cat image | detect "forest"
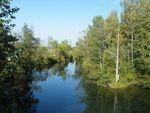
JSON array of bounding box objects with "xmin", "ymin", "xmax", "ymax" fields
[
  {"xmin": 0, "ymin": 0, "xmax": 150, "ymax": 113},
  {"xmin": 0, "ymin": 0, "xmax": 150, "ymax": 88},
  {"xmin": 73, "ymin": 0, "xmax": 150, "ymax": 88}
]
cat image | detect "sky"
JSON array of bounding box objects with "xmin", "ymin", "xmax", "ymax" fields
[{"xmin": 12, "ymin": 0, "xmax": 122, "ymax": 45}]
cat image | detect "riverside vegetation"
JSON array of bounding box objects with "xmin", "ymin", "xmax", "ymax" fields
[
  {"xmin": 72, "ymin": 0, "xmax": 150, "ymax": 88},
  {"xmin": 0, "ymin": 0, "xmax": 150, "ymax": 90}
]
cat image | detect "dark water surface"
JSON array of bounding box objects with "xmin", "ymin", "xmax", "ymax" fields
[{"xmin": 0, "ymin": 62, "xmax": 150, "ymax": 113}]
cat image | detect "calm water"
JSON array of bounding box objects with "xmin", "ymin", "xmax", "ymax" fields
[
  {"xmin": 0, "ymin": 62, "xmax": 150, "ymax": 113},
  {"xmin": 32, "ymin": 62, "xmax": 85, "ymax": 113}
]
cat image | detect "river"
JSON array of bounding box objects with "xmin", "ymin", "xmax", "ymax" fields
[
  {"xmin": 32, "ymin": 62, "xmax": 150, "ymax": 113},
  {"xmin": 0, "ymin": 62, "xmax": 150, "ymax": 113}
]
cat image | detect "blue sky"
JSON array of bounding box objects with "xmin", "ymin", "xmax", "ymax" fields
[{"xmin": 12, "ymin": 0, "xmax": 122, "ymax": 45}]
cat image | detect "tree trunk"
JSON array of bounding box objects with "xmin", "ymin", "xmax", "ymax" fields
[
  {"xmin": 116, "ymin": 26, "xmax": 120, "ymax": 84},
  {"xmin": 131, "ymin": 11, "xmax": 134, "ymax": 63}
]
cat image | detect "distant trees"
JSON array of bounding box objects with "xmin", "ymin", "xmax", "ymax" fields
[
  {"xmin": 0, "ymin": 21, "xmax": 72, "ymax": 78},
  {"xmin": 0, "ymin": 0, "xmax": 73, "ymax": 78},
  {"xmin": 16, "ymin": 24, "xmax": 73, "ymax": 71},
  {"xmin": 73, "ymin": 0, "xmax": 150, "ymax": 88},
  {"xmin": 71, "ymin": 38, "xmax": 86, "ymax": 61},
  {"xmin": 48, "ymin": 38, "xmax": 72, "ymax": 62}
]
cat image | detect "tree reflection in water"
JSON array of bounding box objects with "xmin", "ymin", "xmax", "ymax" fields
[
  {"xmin": 0, "ymin": 62, "xmax": 70, "ymax": 113},
  {"xmin": 0, "ymin": 62, "xmax": 149, "ymax": 113},
  {"xmin": 32, "ymin": 62, "xmax": 69, "ymax": 82},
  {"xmin": 74, "ymin": 62, "xmax": 150, "ymax": 113},
  {"xmin": 76, "ymin": 82, "xmax": 150, "ymax": 113},
  {"xmin": 0, "ymin": 77, "xmax": 39, "ymax": 113}
]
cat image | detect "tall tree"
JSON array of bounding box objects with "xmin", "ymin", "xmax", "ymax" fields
[
  {"xmin": 116, "ymin": 26, "xmax": 120, "ymax": 84},
  {"xmin": 121, "ymin": 0, "xmax": 150, "ymax": 75},
  {"xmin": 105, "ymin": 11, "xmax": 120, "ymax": 84},
  {"xmin": 133, "ymin": 0, "xmax": 150, "ymax": 75},
  {"xmin": 0, "ymin": 0, "xmax": 19, "ymax": 71},
  {"xmin": 85, "ymin": 16, "xmax": 105, "ymax": 68},
  {"xmin": 121, "ymin": 0, "xmax": 139, "ymax": 63}
]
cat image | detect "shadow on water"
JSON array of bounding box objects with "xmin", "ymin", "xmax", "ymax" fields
[
  {"xmin": 75, "ymin": 62, "xmax": 150, "ymax": 113},
  {"xmin": 0, "ymin": 78, "xmax": 39, "ymax": 113},
  {"xmin": 80, "ymin": 83, "xmax": 150, "ymax": 113},
  {"xmin": 0, "ymin": 62, "xmax": 150, "ymax": 113}
]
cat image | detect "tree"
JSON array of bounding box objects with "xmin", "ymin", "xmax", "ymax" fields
[
  {"xmin": 121, "ymin": 0, "xmax": 150, "ymax": 75},
  {"xmin": 86, "ymin": 16, "xmax": 105, "ymax": 67},
  {"xmin": 58, "ymin": 40, "xmax": 72, "ymax": 61},
  {"xmin": 116, "ymin": 26, "xmax": 120, "ymax": 84},
  {"xmin": 0, "ymin": 0, "xmax": 19, "ymax": 71},
  {"xmin": 48, "ymin": 38, "xmax": 72, "ymax": 62},
  {"xmin": 14, "ymin": 24, "xmax": 41, "ymax": 72},
  {"xmin": 105, "ymin": 11, "xmax": 120, "ymax": 85},
  {"xmin": 71, "ymin": 38, "xmax": 86, "ymax": 60},
  {"xmin": 121, "ymin": 0, "xmax": 139, "ymax": 63},
  {"xmin": 133, "ymin": 0, "xmax": 150, "ymax": 75}
]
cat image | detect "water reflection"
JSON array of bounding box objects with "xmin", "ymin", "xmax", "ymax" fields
[
  {"xmin": 75, "ymin": 62, "xmax": 150, "ymax": 113},
  {"xmin": 33, "ymin": 62, "xmax": 69, "ymax": 82},
  {"xmin": 0, "ymin": 62, "xmax": 150, "ymax": 113},
  {"xmin": 32, "ymin": 62, "xmax": 85, "ymax": 113},
  {"xmin": 0, "ymin": 78, "xmax": 38, "ymax": 113},
  {"xmin": 78, "ymin": 82, "xmax": 150, "ymax": 113}
]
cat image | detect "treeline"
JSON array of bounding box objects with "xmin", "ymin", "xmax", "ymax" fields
[
  {"xmin": 0, "ymin": 0, "xmax": 149, "ymax": 88},
  {"xmin": 1, "ymin": 23, "xmax": 73, "ymax": 78},
  {"xmin": 15, "ymin": 24, "xmax": 72, "ymax": 69},
  {"xmin": 0, "ymin": 0, "xmax": 72, "ymax": 79},
  {"xmin": 73, "ymin": 0, "xmax": 150, "ymax": 88}
]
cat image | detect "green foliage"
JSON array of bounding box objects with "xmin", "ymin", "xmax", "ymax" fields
[
  {"xmin": 82, "ymin": 58, "xmax": 99, "ymax": 80},
  {"xmin": 1, "ymin": 21, "xmax": 72, "ymax": 78},
  {"xmin": 0, "ymin": 50, "xmax": 23, "ymax": 78},
  {"xmin": 34, "ymin": 46, "xmax": 57, "ymax": 68},
  {"xmin": 16, "ymin": 24, "xmax": 58, "ymax": 72},
  {"xmin": 74, "ymin": 0, "xmax": 150, "ymax": 88},
  {"xmin": 121, "ymin": 0, "xmax": 150, "ymax": 76},
  {"xmin": 136, "ymin": 75, "xmax": 150, "ymax": 88},
  {"xmin": 0, "ymin": 0, "xmax": 19, "ymax": 72},
  {"xmin": 48, "ymin": 38, "xmax": 72, "ymax": 62},
  {"xmin": 71, "ymin": 38, "xmax": 86, "ymax": 60},
  {"xmin": 0, "ymin": 0, "xmax": 149, "ymax": 89}
]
